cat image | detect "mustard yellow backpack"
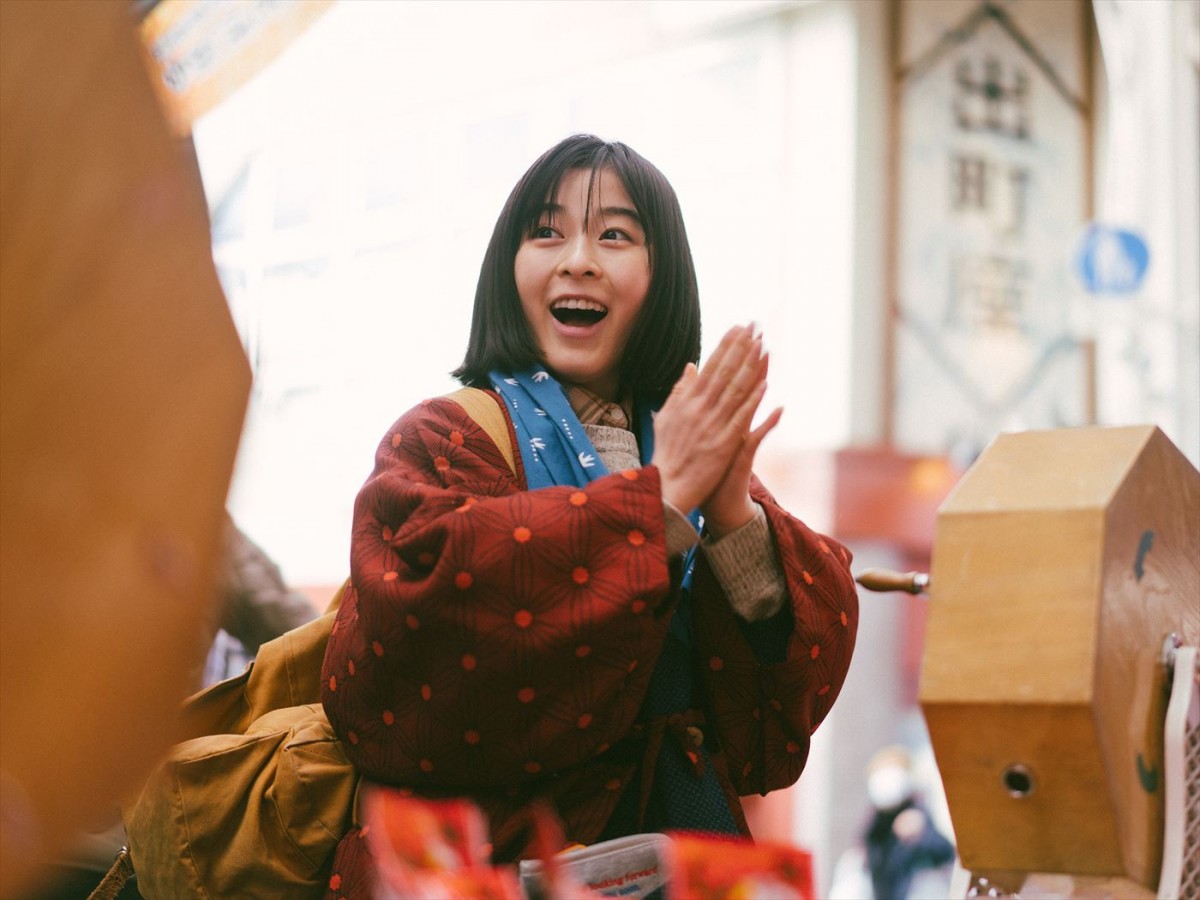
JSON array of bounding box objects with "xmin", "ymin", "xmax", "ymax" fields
[{"xmin": 119, "ymin": 388, "xmax": 514, "ymax": 899}]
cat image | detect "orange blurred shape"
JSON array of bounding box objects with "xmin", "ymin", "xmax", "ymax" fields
[
  {"xmin": 362, "ymin": 791, "xmax": 522, "ymax": 900},
  {"xmin": 667, "ymin": 833, "xmax": 815, "ymax": 900},
  {"xmin": 0, "ymin": 0, "xmax": 249, "ymax": 893}
]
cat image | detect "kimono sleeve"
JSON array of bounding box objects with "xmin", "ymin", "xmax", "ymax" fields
[
  {"xmin": 690, "ymin": 476, "xmax": 858, "ymax": 796},
  {"xmin": 321, "ymin": 396, "xmax": 678, "ymax": 791}
]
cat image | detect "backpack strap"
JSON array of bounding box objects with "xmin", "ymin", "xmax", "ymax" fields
[
  {"xmin": 87, "ymin": 847, "xmax": 134, "ymax": 900},
  {"xmin": 444, "ymin": 386, "xmax": 516, "ymax": 476}
]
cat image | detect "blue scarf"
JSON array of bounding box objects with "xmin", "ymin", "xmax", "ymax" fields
[
  {"xmin": 487, "ymin": 369, "xmax": 646, "ymax": 485},
  {"xmin": 488, "ymin": 368, "xmax": 699, "ymax": 594}
]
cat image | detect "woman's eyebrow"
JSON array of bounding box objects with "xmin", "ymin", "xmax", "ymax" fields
[{"xmin": 599, "ymin": 205, "xmax": 642, "ymax": 223}]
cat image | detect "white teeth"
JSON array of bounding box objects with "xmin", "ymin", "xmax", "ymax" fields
[{"xmin": 551, "ymin": 297, "xmax": 607, "ymax": 313}]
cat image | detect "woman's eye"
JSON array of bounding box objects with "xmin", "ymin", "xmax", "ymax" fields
[
  {"xmin": 532, "ymin": 225, "xmax": 557, "ymax": 239},
  {"xmin": 600, "ymin": 228, "xmax": 629, "ymax": 241}
]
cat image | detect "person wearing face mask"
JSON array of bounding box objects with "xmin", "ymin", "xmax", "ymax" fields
[
  {"xmin": 318, "ymin": 134, "xmax": 859, "ymax": 897},
  {"xmin": 861, "ymin": 745, "xmax": 956, "ymax": 900}
]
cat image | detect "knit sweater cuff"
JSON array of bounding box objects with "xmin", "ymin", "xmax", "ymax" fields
[
  {"xmin": 662, "ymin": 500, "xmax": 700, "ymax": 557},
  {"xmin": 702, "ymin": 504, "xmax": 787, "ymax": 622}
]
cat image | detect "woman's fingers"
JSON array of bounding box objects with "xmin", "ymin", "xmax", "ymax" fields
[
  {"xmin": 728, "ymin": 344, "xmax": 767, "ymax": 408},
  {"xmin": 696, "ymin": 325, "xmax": 744, "ymax": 383},
  {"xmin": 745, "ymin": 406, "xmax": 783, "ymax": 455},
  {"xmin": 690, "ymin": 326, "xmax": 771, "ymax": 453},
  {"xmin": 669, "ymin": 324, "xmax": 761, "ymax": 425},
  {"xmin": 727, "ymin": 338, "xmax": 764, "ymax": 395},
  {"xmin": 654, "ymin": 324, "xmax": 776, "ymax": 512},
  {"xmin": 730, "ymin": 379, "xmax": 767, "ymax": 430},
  {"xmin": 704, "ymin": 329, "xmax": 764, "ymax": 412},
  {"xmin": 698, "ymin": 403, "xmax": 783, "ymax": 532},
  {"xmin": 666, "ymin": 361, "xmax": 697, "ymax": 401}
]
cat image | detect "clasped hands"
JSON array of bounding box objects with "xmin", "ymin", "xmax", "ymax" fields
[{"xmin": 651, "ymin": 323, "xmax": 782, "ymax": 539}]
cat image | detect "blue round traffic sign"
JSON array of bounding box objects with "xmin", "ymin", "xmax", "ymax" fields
[{"xmin": 1074, "ymin": 223, "xmax": 1150, "ymax": 296}]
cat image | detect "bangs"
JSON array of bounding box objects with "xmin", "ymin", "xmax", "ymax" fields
[{"xmin": 516, "ymin": 150, "xmax": 651, "ymax": 247}]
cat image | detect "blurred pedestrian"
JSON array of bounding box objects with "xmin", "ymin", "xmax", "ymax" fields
[{"xmin": 863, "ymin": 745, "xmax": 955, "ymax": 900}]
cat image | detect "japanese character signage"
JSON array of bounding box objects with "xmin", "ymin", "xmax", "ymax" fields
[{"xmin": 891, "ymin": 0, "xmax": 1092, "ymax": 454}]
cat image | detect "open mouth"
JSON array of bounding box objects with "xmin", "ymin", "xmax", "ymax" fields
[{"xmin": 551, "ymin": 297, "xmax": 608, "ymax": 327}]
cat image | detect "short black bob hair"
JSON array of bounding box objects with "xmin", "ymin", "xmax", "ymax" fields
[{"xmin": 453, "ymin": 134, "xmax": 701, "ymax": 406}]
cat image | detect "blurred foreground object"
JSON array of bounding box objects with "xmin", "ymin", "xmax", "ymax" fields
[
  {"xmin": 918, "ymin": 426, "xmax": 1198, "ymax": 891},
  {"xmin": 359, "ymin": 789, "xmax": 815, "ymax": 900},
  {"xmin": 0, "ymin": 0, "xmax": 250, "ymax": 894}
]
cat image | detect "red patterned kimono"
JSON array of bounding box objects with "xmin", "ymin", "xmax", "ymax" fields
[{"xmin": 321, "ymin": 392, "xmax": 857, "ymax": 897}]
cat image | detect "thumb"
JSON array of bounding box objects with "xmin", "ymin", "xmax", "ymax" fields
[
  {"xmin": 745, "ymin": 407, "xmax": 783, "ymax": 452},
  {"xmin": 669, "ymin": 362, "xmax": 697, "ymax": 397}
]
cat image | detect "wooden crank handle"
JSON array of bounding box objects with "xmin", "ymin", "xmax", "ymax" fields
[{"xmin": 854, "ymin": 568, "xmax": 930, "ymax": 595}]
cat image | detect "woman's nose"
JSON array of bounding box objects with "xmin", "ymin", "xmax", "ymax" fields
[{"xmin": 558, "ymin": 234, "xmax": 600, "ymax": 278}]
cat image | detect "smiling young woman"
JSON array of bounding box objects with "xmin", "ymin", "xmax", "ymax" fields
[
  {"xmin": 513, "ymin": 167, "xmax": 650, "ymax": 401},
  {"xmin": 319, "ymin": 134, "xmax": 859, "ymax": 899},
  {"xmin": 454, "ymin": 135, "xmax": 701, "ymax": 407}
]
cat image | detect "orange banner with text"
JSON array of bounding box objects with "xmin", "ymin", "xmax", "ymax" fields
[{"xmin": 139, "ymin": 0, "xmax": 334, "ymax": 134}]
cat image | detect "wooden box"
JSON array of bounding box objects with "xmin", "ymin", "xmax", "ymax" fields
[{"xmin": 919, "ymin": 425, "xmax": 1199, "ymax": 886}]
